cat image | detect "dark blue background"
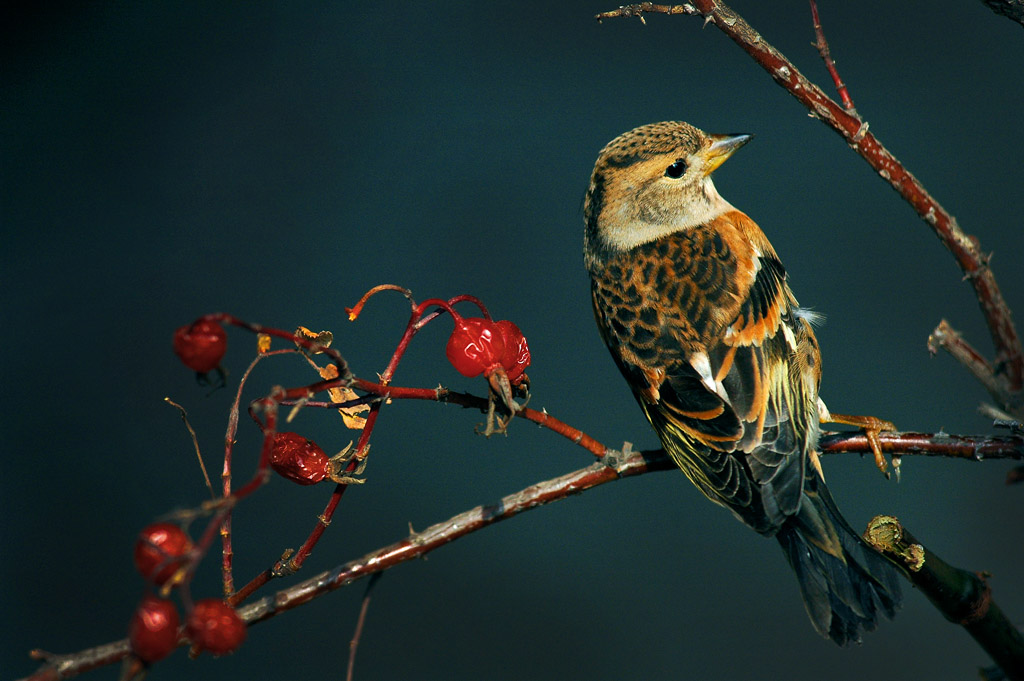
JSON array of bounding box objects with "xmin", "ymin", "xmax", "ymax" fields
[{"xmin": 4, "ymin": 2, "xmax": 1022, "ymax": 679}]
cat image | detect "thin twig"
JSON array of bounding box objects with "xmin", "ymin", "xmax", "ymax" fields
[
  {"xmin": 595, "ymin": 2, "xmax": 695, "ymax": 24},
  {"xmin": 818, "ymin": 430, "xmax": 1024, "ymax": 462},
  {"xmin": 348, "ymin": 379, "xmax": 609, "ymax": 457},
  {"xmin": 809, "ymin": 0, "xmax": 856, "ymax": 113},
  {"xmin": 929, "ymin": 319, "xmax": 1007, "ymax": 407},
  {"xmin": 347, "ymin": 573, "xmax": 381, "ymax": 681},
  {"xmin": 164, "ymin": 398, "xmax": 215, "ymax": 499},
  {"xmin": 220, "ymin": 348, "xmax": 296, "ymax": 597}
]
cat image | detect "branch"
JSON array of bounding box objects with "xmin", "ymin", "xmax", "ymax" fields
[
  {"xmin": 346, "ymin": 572, "xmax": 381, "ymax": 681},
  {"xmin": 19, "ymin": 430, "xmax": 1022, "ymax": 680},
  {"xmin": 929, "ymin": 319, "xmax": 1009, "ymax": 406},
  {"xmin": 349, "ymin": 378, "xmax": 608, "ymax": 457},
  {"xmin": 809, "ymin": 0, "xmax": 855, "ymax": 113},
  {"xmin": 980, "ymin": 0, "xmax": 1024, "ymax": 27},
  {"xmin": 18, "ymin": 444, "xmax": 662, "ymax": 681},
  {"xmin": 865, "ymin": 516, "xmax": 1024, "ymax": 680},
  {"xmin": 819, "ymin": 430, "xmax": 1024, "ymax": 462},
  {"xmin": 596, "ymin": 1, "xmax": 1024, "ymax": 415}
]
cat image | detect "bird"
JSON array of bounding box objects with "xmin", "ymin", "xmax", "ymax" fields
[{"xmin": 583, "ymin": 120, "xmax": 902, "ymax": 645}]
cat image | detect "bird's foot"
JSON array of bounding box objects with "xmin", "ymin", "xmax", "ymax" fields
[{"xmin": 826, "ymin": 412, "xmax": 897, "ymax": 479}]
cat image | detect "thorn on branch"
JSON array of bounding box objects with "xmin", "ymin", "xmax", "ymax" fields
[
  {"xmin": 600, "ymin": 441, "xmax": 636, "ymax": 470},
  {"xmin": 851, "ymin": 120, "xmax": 869, "ymax": 144}
]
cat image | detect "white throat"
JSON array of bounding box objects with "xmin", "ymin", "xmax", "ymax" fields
[{"xmin": 600, "ymin": 177, "xmax": 735, "ymax": 252}]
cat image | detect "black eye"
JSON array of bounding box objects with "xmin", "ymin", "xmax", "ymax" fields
[{"xmin": 665, "ymin": 159, "xmax": 687, "ymax": 179}]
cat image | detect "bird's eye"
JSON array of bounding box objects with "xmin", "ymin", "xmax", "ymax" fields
[{"xmin": 665, "ymin": 159, "xmax": 687, "ymax": 179}]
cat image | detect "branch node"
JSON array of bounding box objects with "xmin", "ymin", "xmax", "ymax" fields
[
  {"xmin": 863, "ymin": 515, "xmax": 925, "ymax": 571},
  {"xmin": 600, "ymin": 441, "xmax": 636, "ymax": 472},
  {"xmin": 851, "ymin": 120, "xmax": 869, "ymax": 143}
]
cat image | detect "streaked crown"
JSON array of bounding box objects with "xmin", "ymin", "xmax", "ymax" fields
[{"xmin": 583, "ymin": 121, "xmax": 750, "ymax": 272}]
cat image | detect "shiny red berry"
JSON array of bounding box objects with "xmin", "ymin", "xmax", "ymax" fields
[
  {"xmin": 270, "ymin": 432, "xmax": 330, "ymax": 485},
  {"xmin": 130, "ymin": 595, "xmax": 180, "ymax": 663},
  {"xmin": 134, "ymin": 523, "xmax": 193, "ymax": 586},
  {"xmin": 187, "ymin": 599, "xmax": 247, "ymax": 656},
  {"xmin": 173, "ymin": 319, "xmax": 227, "ymax": 373},
  {"xmin": 495, "ymin": 320, "xmax": 530, "ymax": 383},
  {"xmin": 445, "ymin": 317, "xmax": 506, "ymax": 378}
]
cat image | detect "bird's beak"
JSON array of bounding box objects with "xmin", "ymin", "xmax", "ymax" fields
[{"xmin": 700, "ymin": 133, "xmax": 752, "ymax": 176}]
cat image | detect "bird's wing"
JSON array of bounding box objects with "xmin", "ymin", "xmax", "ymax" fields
[{"xmin": 592, "ymin": 213, "xmax": 816, "ymax": 530}]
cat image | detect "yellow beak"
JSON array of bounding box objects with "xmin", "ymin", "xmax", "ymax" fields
[{"xmin": 701, "ymin": 133, "xmax": 752, "ymax": 176}]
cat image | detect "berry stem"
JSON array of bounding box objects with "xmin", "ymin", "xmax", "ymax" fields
[{"xmin": 345, "ymin": 284, "xmax": 415, "ymax": 322}]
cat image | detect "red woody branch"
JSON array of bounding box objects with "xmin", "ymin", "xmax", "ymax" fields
[{"xmin": 596, "ymin": 1, "xmax": 1024, "ymax": 416}]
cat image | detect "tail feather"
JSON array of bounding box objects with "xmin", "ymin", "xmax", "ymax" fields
[{"xmin": 777, "ymin": 481, "xmax": 902, "ymax": 645}]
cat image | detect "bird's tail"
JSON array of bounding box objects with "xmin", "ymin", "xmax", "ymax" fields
[{"xmin": 776, "ymin": 477, "xmax": 903, "ymax": 645}]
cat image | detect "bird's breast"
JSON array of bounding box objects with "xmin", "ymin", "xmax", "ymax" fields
[{"xmin": 591, "ymin": 215, "xmax": 757, "ymax": 355}]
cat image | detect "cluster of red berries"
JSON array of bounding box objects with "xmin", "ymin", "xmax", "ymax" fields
[
  {"xmin": 158, "ymin": 298, "xmax": 531, "ymax": 659},
  {"xmin": 172, "ymin": 308, "xmax": 530, "ymax": 387},
  {"xmin": 172, "ymin": 299, "xmax": 531, "ymax": 486},
  {"xmin": 128, "ymin": 523, "xmax": 246, "ymax": 664}
]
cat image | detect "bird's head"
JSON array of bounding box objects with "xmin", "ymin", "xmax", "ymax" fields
[{"xmin": 583, "ymin": 121, "xmax": 750, "ymax": 270}]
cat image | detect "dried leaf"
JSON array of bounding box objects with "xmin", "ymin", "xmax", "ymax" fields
[
  {"xmin": 294, "ymin": 326, "xmax": 334, "ymax": 353},
  {"xmin": 293, "ymin": 324, "xmax": 366, "ymax": 429},
  {"xmin": 318, "ymin": 363, "xmax": 368, "ymax": 429}
]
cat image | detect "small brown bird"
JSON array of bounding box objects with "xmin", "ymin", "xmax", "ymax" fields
[{"xmin": 583, "ymin": 121, "xmax": 901, "ymax": 644}]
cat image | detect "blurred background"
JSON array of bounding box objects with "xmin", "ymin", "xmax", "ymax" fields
[{"xmin": 3, "ymin": 2, "xmax": 1022, "ymax": 679}]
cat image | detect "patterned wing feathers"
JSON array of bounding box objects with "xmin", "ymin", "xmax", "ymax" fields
[{"xmin": 591, "ymin": 211, "xmax": 820, "ymax": 532}]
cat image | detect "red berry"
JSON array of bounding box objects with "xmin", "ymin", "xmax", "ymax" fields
[
  {"xmin": 134, "ymin": 523, "xmax": 193, "ymax": 586},
  {"xmin": 130, "ymin": 595, "xmax": 180, "ymax": 663},
  {"xmin": 495, "ymin": 320, "xmax": 530, "ymax": 384},
  {"xmin": 445, "ymin": 317, "xmax": 506, "ymax": 378},
  {"xmin": 173, "ymin": 319, "xmax": 227, "ymax": 373},
  {"xmin": 270, "ymin": 432, "xmax": 330, "ymax": 485},
  {"xmin": 187, "ymin": 599, "xmax": 247, "ymax": 656}
]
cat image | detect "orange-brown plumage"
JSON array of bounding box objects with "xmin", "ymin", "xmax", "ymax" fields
[{"xmin": 584, "ymin": 121, "xmax": 901, "ymax": 645}]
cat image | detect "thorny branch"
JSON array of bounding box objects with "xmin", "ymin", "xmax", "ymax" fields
[
  {"xmin": 596, "ymin": 1, "xmax": 1024, "ymax": 417},
  {"xmin": 20, "ymin": 430, "xmax": 1024, "ymax": 681}
]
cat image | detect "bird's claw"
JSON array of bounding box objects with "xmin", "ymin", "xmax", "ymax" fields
[{"xmin": 826, "ymin": 412, "xmax": 897, "ymax": 479}]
